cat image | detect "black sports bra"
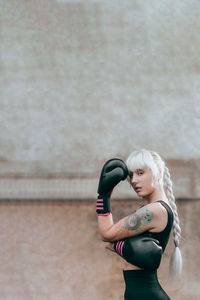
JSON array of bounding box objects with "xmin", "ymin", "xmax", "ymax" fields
[{"xmin": 143, "ymin": 200, "xmax": 174, "ymax": 251}]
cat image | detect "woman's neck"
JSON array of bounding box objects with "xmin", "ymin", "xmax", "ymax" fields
[{"xmin": 142, "ymin": 188, "xmax": 167, "ymax": 205}]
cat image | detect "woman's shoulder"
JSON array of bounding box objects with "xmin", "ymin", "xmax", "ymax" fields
[
  {"xmin": 135, "ymin": 201, "xmax": 167, "ymax": 225},
  {"xmin": 146, "ymin": 200, "xmax": 172, "ymax": 211},
  {"xmin": 145, "ymin": 201, "xmax": 170, "ymax": 233},
  {"xmin": 145, "ymin": 201, "xmax": 169, "ymax": 220}
]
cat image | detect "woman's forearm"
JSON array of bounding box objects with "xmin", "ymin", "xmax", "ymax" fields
[
  {"xmin": 98, "ymin": 214, "xmax": 127, "ymax": 242},
  {"xmin": 98, "ymin": 215, "xmax": 114, "ymax": 241}
]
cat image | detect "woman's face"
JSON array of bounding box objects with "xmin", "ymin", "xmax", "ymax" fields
[{"xmin": 129, "ymin": 167, "xmax": 155, "ymax": 198}]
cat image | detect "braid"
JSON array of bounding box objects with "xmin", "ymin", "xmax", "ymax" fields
[
  {"xmin": 163, "ymin": 166, "xmax": 182, "ymax": 279},
  {"xmin": 164, "ymin": 166, "xmax": 181, "ymax": 247}
]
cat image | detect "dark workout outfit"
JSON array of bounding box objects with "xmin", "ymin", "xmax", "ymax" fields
[{"xmin": 123, "ymin": 200, "xmax": 174, "ymax": 300}]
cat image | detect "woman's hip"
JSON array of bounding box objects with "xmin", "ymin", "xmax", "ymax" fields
[{"xmin": 123, "ymin": 270, "xmax": 171, "ymax": 300}]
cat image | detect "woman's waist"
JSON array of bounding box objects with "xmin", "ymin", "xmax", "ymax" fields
[
  {"xmin": 123, "ymin": 268, "xmax": 158, "ymax": 281},
  {"xmin": 122, "ymin": 261, "xmax": 158, "ymax": 282}
]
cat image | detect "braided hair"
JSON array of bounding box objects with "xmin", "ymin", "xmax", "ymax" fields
[
  {"xmin": 126, "ymin": 149, "xmax": 182, "ymax": 279},
  {"xmin": 163, "ymin": 165, "xmax": 182, "ymax": 279}
]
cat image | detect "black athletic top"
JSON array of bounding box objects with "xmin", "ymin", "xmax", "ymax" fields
[{"xmin": 144, "ymin": 200, "xmax": 174, "ymax": 251}]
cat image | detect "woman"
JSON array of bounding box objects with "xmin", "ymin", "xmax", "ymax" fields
[{"xmin": 96, "ymin": 149, "xmax": 182, "ymax": 300}]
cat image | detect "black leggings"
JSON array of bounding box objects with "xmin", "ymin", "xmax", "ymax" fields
[{"xmin": 123, "ymin": 270, "xmax": 171, "ymax": 300}]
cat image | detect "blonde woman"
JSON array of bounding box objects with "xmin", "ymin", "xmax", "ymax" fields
[{"xmin": 96, "ymin": 149, "xmax": 182, "ymax": 300}]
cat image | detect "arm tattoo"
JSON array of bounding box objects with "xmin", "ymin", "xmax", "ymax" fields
[{"xmin": 123, "ymin": 207, "xmax": 153, "ymax": 232}]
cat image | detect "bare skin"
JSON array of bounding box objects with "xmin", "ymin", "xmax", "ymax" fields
[{"xmin": 98, "ymin": 167, "xmax": 171, "ymax": 270}]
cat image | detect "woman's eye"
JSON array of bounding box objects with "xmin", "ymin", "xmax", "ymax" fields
[{"xmin": 138, "ymin": 171, "xmax": 143, "ymax": 175}]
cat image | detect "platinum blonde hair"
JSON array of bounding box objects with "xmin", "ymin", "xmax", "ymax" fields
[{"xmin": 126, "ymin": 149, "xmax": 182, "ymax": 279}]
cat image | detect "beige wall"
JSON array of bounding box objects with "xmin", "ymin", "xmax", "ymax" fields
[
  {"xmin": 0, "ymin": 2, "xmax": 200, "ymax": 299},
  {"xmin": 0, "ymin": 199, "xmax": 199, "ymax": 300}
]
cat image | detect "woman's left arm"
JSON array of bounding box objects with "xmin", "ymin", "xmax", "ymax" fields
[{"xmin": 98, "ymin": 203, "xmax": 158, "ymax": 242}]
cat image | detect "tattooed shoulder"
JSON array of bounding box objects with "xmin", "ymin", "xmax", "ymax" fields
[{"xmin": 122, "ymin": 207, "xmax": 154, "ymax": 232}]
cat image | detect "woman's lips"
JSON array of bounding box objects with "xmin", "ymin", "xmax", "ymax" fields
[{"xmin": 135, "ymin": 187, "xmax": 142, "ymax": 192}]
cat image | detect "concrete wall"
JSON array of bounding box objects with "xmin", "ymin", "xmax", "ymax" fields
[
  {"xmin": 0, "ymin": 0, "xmax": 200, "ymax": 199},
  {"xmin": 0, "ymin": 199, "xmax": 199, "ymax": 300},
  {"xmin": 0, "ymin": 2, "xmax": 200, "ymax": 299}
]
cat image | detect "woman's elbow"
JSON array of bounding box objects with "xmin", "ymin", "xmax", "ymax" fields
[
  {"xmin": 101, "ymin": 236, "xmax": 111, "ymax": 242},
  {"xmin": 100, "ymin": 232, "xmax": 116, "ymax": 242}
]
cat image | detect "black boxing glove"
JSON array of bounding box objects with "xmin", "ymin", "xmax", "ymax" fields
[
  {"xmin": 114, "ymin": 235, "xmax": 163, "ymax": 270},
  {"xmin": 96, "ymin": 158, "xmax": 128, "ymax": 216}
]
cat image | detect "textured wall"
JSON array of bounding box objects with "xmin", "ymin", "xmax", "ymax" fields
[
  {"xmin": 0, "ymin": 1, "xmax": 200, "ymax": 198},
  {"xmin": 0, "ymin": 1, "xmax": 200, "ymax": 177},
  {"xmin": 0, "ymin": 199, "xmax": 199, "ymax": 300},
  {"xmin": 0, "ymin": 3, "xmax": 199, "ymax": 299}
]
